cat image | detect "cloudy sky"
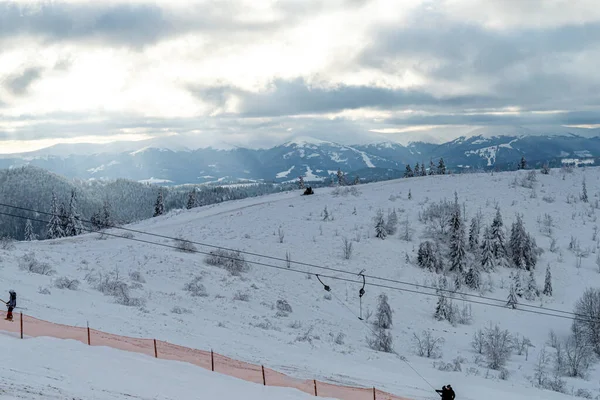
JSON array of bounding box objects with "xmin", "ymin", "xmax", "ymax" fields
[{"xmin": 1, "ymin": 0, "xmax": 600, "ymax": 153}]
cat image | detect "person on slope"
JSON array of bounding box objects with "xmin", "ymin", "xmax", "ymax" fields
[
  {"xmin": 435, "ymin": 384, "xmax": 455, "ymax": 400},
  {"xmin": 4, "ymin": 290, "xmax": 16, "ymax": 321}
]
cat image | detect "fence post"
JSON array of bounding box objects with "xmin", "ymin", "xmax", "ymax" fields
[
  {"xmin": 262, "ymin": 365, "xmax": 266, "ymax": 386},
  {"xmin": 373, "ymin": 387, "xmax": 376, "ymax": 400},
  {"xmin": 154, "ymin": 339, "xmax": 158, "ymax": 358},
  {"xmin": 211, "ymin": 350, "xmax": 214, "ymax": 372},
  {"xmin": 313, "ymin": 380, "xmax": 318, "ymax": 396},
  {"xmin": 20, "ymin": 312, "xmax": 23, "ymax": 339},
  {"xmin": 87, "ymin": 322, "xmax": 91, "ymax": 345}
]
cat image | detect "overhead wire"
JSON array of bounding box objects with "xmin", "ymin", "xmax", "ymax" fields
[
  {"xmin": 0, "ymin": 201, "xmax": 596, "ymax": 323},
  {"xmin": 0, "ymin": 206, "xmax": 598, "ymax": 325}
]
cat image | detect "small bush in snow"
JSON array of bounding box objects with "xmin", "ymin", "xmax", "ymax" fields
[
  {"xmin": 276, "ymin": 299, "xmax": 293, "ymax": 313},
  {"xmin": 542, "ymin": 195, "xmax": 555, "ymax": 203},
  {"xmin": 121, "ymin": 232, "xmax": 134, "ymax": 239},
  {"xmin": 0, "ymin": 236, "xmax": 15, "ymax": 250},
  {"xmin": 278, "ymin": 226, "xmax": 285, "ymax": 243},
  {"xmin": 275, "ymin": 310, "xmax": 289, "ymax": 318},
  {"xmin": 296, "ymin": 326, "xmax": 319, "ymax": 345},
  {"xmin": 252, "ymin": 319, "xmax": 279, "ymax": 331},
  {"xmin": 129, "ymin": 271, "xmax": 146, "ymax": 283},
  {"xmin": 288, "ymin": 320, "xmax": 302, "ymax": 329},
  {"xmin": 175, "ymin": 238, "xmax": 197, "ymax": 253},
  {"xmin": 367, "ymin": 326, "xmax": 393, "ymax": 353},
  {"xmin": 499, "ymin": 368, "xmax": 510, "ymax": 380},
  {"xmin": 205, "ymin": 248, "xmax": 250, "ymax": 276},
  {"xmin": 38, "ymin": 286, "xmax": 51, "ymax": 295},
  {"xmin": 412, "ymin": 330, "xmax": 444, "ymax": 358},
  {"xmin": 95, "ymin": 269, "xmax": 144, "ymax": 307},
  {"xmin": 171, "ymin": 306, "xmax": 192, "ymax": 314},
  {"xmin": 575, "ymin": 389, "xmax": 593, "ymax": 399},
  {"xmin": 233, "ymin": 291, "xmax": 250, "ymax": 302},
  {"xmin": 341, "ymin": 237, "xmax": 353, "ymax": 260},
  {"xmin": 481, "ymin": 324, "xmax": 514, "ymax": 370},
  {"xmin": 54, "ymin": 276, "xmax": 80, "ymax": 290},
  {"xmin": 184, "ymin": 276, "xmax": 208, "ymax": 297},
  {"xmin": 334, "ymin": 332, "xmax": 345, "ymax": 345},
  {"xmin": 18, "ymin": 252, "xmax": 55, "ymax": 276}
]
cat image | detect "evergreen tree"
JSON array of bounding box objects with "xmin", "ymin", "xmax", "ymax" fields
[
  {"xmin": 543, "ymin": 265, "xmax": 553, "ymax": 296},
  {"xmin": 337, "ymin": 168, "xmax": 345, "ymax": 186},
  {"xmin": 414, "ymin": 163, "xmax": 421, "ymax": 176},
  {"xmin": 429, "ymin": 159, "xmax": 435, "ymax": 175},
  {"xmin": 541, "ymin": 163, "xmax": 550, "ymax": 175},
  {"xmin": 385, "ymin": 209, "xmax": 398, "ymax": 235},
  {"xmin": 519, "ymin": 156, "xmax": 527, "ymax": 170},
  {"xmin": 46, "ymin": 192, "xmax": 64, "ymax": 239},
  {"xmin": 64, "ymin": 190, "xmax": 84, "ymax": 237},
  {"xmin": 448, "ymin": 206, "xmax": 466, "ymax": 274},
  {"xmin": 582, "ymin": 178, "xmax": 588, "ymax": 203},
  {"xmin": 417, "ymin": 241, "xmax": 436, "ymax": 271},
  {"xmin": 480, "ymin": 226, "xmax": 495, "ymax": 271},
  {"xmin": 186, "ymin": 189, "xmax": 197, "ymax": 210},
  {"xmin": 24, "ymin": 219, "xmax": 37, "ymax": 241},
  {"xmin": 469, "ymin": 216, "xmax": 480, "ymax": 250},
  {"xmin": 375, "ymin": 210, "xmax": 387, "ymax": 239},
  {"xmin": 153, "ymin": 190, "xmax": 165, "ymax": 217},
  {"xmin": 404, "ymin": 164, "xmax": 414, "ymax": 178},
  {"xmin": 375, "ymin": 293, "xmax": 393, "ymax": 329},
  {"xmin": 102, "ymin": 199, "xmax": 112, "ymax": 228},
  {"xmin": 507, "ymin": 284, "xmax": 518, "ymax": 309},
  {"xmin": 512, "ymin": 271, "xmax": 524, "ymax": 298},
  {"xmin": 524, "ymin": 270, "xmax": 539, "ymax": 300},
  {"xmin": 465, "ymin": 267, "xmax": 481, "ymax": 290},
  {"xmin": 434, "ymin": 292, "xmax": 451, "ymax": 321},
  {"xmin": 490, "ymin": 209, "xmax": 507, "ymax": 260},
  {"xmin": 523, "ymin": 233, "xmax": 538, "ymax": 271},
  {"xmin": 434, "ymin": 244, "xmax": 444, "ymax": 273},
  {"xmin": 437, "ymin": 158, "xmax": 446, "ymax": 175},
  {"xmin": 510, "ymin": 214, "xmax": 537, "ymax": 270},
  {"xmin": 421, "ymin": 162, "xmax": 427, "ymax": 176},
  {"xmin": 58, "ymin": 202, "xmax": 69, "ymax": 233},
  {"xmin": 298, "ymin": 176, "xmax": 305, "ymax": 190},
  {"xmin": 353, "ymin": 176, "xmax": 360, "ymax": 185}
]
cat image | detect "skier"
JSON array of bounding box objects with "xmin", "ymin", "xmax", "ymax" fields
[
  {"xmin": 3, "ymin": 290, "xmax": 16, "ymax": 321},
  {"xmin": 435, "ymin": 384, "xmax": 455, "ymax": 400}
]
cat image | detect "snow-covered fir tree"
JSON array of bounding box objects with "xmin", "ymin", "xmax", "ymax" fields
[
  {"xmin": 414, "ymin": 163, "xmax": 421, "ymax": 176},
  {"xmin": 46, "ymin": 192, "xmax": 65, "ymax": 239},
  {"xmin": 510, "ymin": 214, "xmax": 538, "ymax": 270},
  {"xmin": 437, "ymin": 158, "xmax": 446, "ymax": 175},
  {"xmin": 541, "ymin": 163, "xmax": 550, "ymax": 174},
  {"xmin": 186, "ymin": 189, "xmax": 197, "ymax": 210},
  {"xmin": 298, "ymin": 176, "xmax": 305, "ymax": 190},
  {"xmin": 490, "ymin": 208, "xmax": 507, "ymax": 260},
  {"xmin": 524, "ymin": 270, "xmax": 539, "ymax": 301},
  {"xmin": 448, "ymin": 204, "xmax": 466, "ymax": 274},
  {"xmin": 507, "ymin": 284, "xmax": 518, "ymax": 309},
  {"xmin": 353, "ymin": 176, "xmax": 360, "ymax": 185},
  {"xmin": 153, "ymin": 190, "xmax": 165, "ymax": 217},
  {"xmin": 428, "ymin": 160, "xmax": 435, "ymax": 175},
  {"xmin": 65, "ymin": 190, "xmax": 84, "ymax": 237},
  {"xmin": 511, "ymin": 271, "xmax": 524, "ymax": 298},
  {"xmin": 543, "ymin": 265, "xmax": 553, "ymax": 296},
  {"xmin": 434, "ymin": 292, "xmax": 451, "ymax": 321},
  {"xmin": 375, "ymin": 210, "xmax": 387, "ymax": 239},
  {"xmin": 58, "ymin": 202, "xmax": 69, "ymax": 233},
  {"xmin": 404, "ymin": 164, "xmax": 414, "ymax": 178},
  {"xmin": 24, "ymin": 219, "xmax": 37, "ymax": 241},
  {"xmin": 336, "ymin": 168, "xmax": 345, "ymax": 186},
  {"xmin": 581, "ymin": 178, "xmax": 588, "ymax": 203},
  {"xmin": 417, "ymin": 241, "xmax": 436, "ymax": 271},
  {"xmin": 519, "ymin": 156, "xmax": 527, "ymax": 170},
  {"xmin": 385, "ymin": 209, "xmax": 398, "ymax": 235},
  {"xmin": 480, "ymin": 226, "xmax": 495, "ymax": 271},
  {"xmin": 375, "ymin": 293, "xmax": 393, "ymax": 329},
  {"xmin": 421, "ymin": 162, "xmax": 427, "ymax": 177},
  {"xmin": 469, "ymin": 216, "xmax": 480, "ymax": 250},
  {"xmin": 465, "ymin": 266, "xmax": 481, "ymax": 290}
]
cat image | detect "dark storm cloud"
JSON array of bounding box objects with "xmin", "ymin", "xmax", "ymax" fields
[
  {"xmin": 190, "ymin": 79, "xmax": 501, "ymax": 117},
  {"xmin": 0, "ymin": 2, "xmax": 284, "ymax": 48},
  {"xmin": 4, "ymin": 67, "xmax": 43, "ymax": 96}
]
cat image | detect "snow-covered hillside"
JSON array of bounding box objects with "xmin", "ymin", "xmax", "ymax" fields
[
  {"xmin": 0, "ymin": 335, "xmax": 332, "ymax": 400},
  {"xmin": 1, "ymin": 167, "xmax": 600, "ymax": 400}
]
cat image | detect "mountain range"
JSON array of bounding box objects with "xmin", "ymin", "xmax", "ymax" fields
[{"xmin": 1, "ymin": 126, "xmax": 599, "ymax": 185}]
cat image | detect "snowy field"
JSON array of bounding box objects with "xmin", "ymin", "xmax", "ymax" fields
[
  {"xmin": 1, "ymin": 167, "xmax": 600, "ymax": 400},
  {"xmin": 0, "ymin": 335, "xmax": 332, "ymax": 400}
]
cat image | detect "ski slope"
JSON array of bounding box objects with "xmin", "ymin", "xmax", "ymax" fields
[
  {"xmin": 1, "ymin": 167, "xmax": 600, "ymax": 400},
  {"xmin": 0, "ymin": 334, "xmax": 333, "ymax": 400}
]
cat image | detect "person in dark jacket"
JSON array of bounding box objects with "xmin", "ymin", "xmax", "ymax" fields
[
  {"xmin": 435, "ymin": 385, "xmax": 455, "ymax": 400},
  {"xmin": 4, "ymin": 290, "xmax": 16, "ymax": 321}
]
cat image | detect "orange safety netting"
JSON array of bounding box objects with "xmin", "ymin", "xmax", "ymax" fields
[{"xmin": 0, "ymin": 311, "xmax": 411, "ymax": 400}]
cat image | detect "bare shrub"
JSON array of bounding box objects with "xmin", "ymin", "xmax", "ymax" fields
[
  {"xmin": 276, "ymin": 299, "xmax": 293, "ymax": 313},
  {"xmin": 542, "ymin": 195, "xmax": 556, "ymax": 203},
  {"xmin": 18, "ymin": 252, "xmax": 55, "ymax": 276},
  {"xmin": 171, "ymin": 306, "xmax": 192, "ymax": 314},
  {"xmin": 481, "ymin": 324, "xmax": 514, "ymax": 370},
  {"xmin": 420, "ymin": 199, "xmax": 454, "ymax": 239},
  {"xmin": 0, "ymin": 236, "xmax": 15, "ymax": 250},
  {"xmin": 184, "ymin": 276, "xmax": 208, "ymax": 297},
  {"xmin": 571, "ymin": 288, "xmax": 600, "ymax": 356},
  {"xmin": 252, "ymin": 319, "xmax": 280, "ymax": 331},
  {"xmin": 95, "ymin": 270, "xmax": 144, "ymax": 307},
  {"xmin": 563, "ymin": 326, "xmax": 595, "ymax": 378},
  {"xmin": 233, "ymin": 291, "xmax": 250, "ymax": 302},
  {"xmin": 412, "ymin": 330, "xmax": 444, "ymax": 358},
  {"xmin": 575, "ymin": 389, "xmax": 593, "ymax": 399},
  {"xmin": 296, "ymin": 326, "xmax": 319, "ymax": 345},
  {"xmin": 278, "ymin": 226, "xmax": 285, "ymax": 243},
  {"xmin": 38, "ymin": 286, "xmax": 51, "ymax": 295},
  {"xmin": 129, "ymin": 271, "xmax": 146, "ymax": 283},
  {"xmin": 175, "ymin": 238, "xmax": 197, "ymax": 253},
  {"xmin": 54, "ymin": 276, "xmax": 80, "ymax": 290},
  {"xmin": 205, "ymin": 249, "xmax": 250, "ymax": 276},
  {"xmin": 342, "ymin": 237, "xmax": 353, "ymax": 260}
]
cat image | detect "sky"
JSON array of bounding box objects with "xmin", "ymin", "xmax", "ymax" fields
[{"xmin": 1, "ymin": 0, "xmax": 600, "ymax": 153}]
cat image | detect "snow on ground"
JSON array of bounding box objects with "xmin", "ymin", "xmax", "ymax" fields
[
  {"xmin": 0, "ymin": 335, "xmax": 331, "ymax": 400},
  {"xmin": 2, "ymin": 167, "xmax": 600, "ymax": 400},
  {"xmin": 277, "ymin": 166, "xmax": 296, "ymax": 179}
]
